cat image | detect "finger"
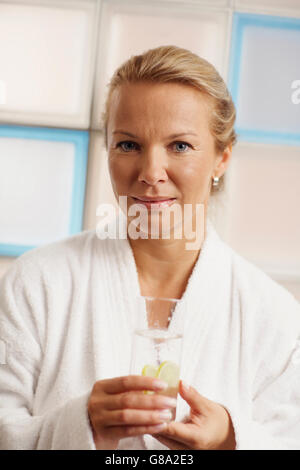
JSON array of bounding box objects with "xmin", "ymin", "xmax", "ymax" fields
[
  {"xmin": 100, "ymin": 408, "xmax": 173, "ymax": 427},
  {"xmin": 104, "ymin": 391, "xmax": 177, "ymax": 411},
  {"xmin": 106, "ymin": 422, "xmax": 168, "ymax": 440},
  {"xmin": 100, "ymin": 376, "xmax": 168, "ymax": 395},
  {"xmin": 154, "ymin": 434, "xmax": 188, "ymax": 451},
  {"xmin": 157, "ymin": 421, "xmax": 200, "ymax": 448},
  {"xmin": 179, "ymin": 381, "xmax": 211, "ymax": 414}
]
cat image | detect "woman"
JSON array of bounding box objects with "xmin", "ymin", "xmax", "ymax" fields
[{"xmin": 0, "ymin": 46, "xmax": 300, "ymax": 450}]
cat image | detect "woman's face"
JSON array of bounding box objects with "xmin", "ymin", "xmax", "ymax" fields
[{"xmin": 107, "ymin": 81, "xmax": 231, "ymax": 235}]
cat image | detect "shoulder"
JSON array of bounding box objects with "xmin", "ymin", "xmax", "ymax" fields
[
  {"xmin": 218, "ymin": 239, "xmax": 300, "ymax": 373},
  {"xmin": 206, "ymin": 222, "xmax": 299, "ymax": 330},
  {"xmin": 229, "ymin": 245, "xmax": 300, "ymax": 323},
  {"xmin": 21, "ymin": 228, "xmax": 97, "ymax": 262},
  {"xmin": 1, "ymin": 229, "xmax": 99, "ymax": 288},
  {"xmin": 0, "ymin": 230, "xmax": 100, "ymax": 350}
]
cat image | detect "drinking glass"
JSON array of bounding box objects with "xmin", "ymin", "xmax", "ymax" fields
[{"xmin": 129, "ymin": 296, "xmax": 185, "ymax": 420}]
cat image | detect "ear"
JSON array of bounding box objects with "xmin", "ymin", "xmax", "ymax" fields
[{"xmin": 213, "ymin": 144, "xmax": 232, "ymax": 178}]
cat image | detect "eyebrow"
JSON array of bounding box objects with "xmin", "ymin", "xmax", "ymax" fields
[{"xmin": 112, "ymin": 130, "xmax": 198, "ymax": 139}]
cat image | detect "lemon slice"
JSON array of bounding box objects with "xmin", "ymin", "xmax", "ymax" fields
[
  {"xmin": 141, "ymin": 364, "xmax": 158, "ymax": 394},
  {"xmin": 156, "ymin": 360, "xmax": 180, "ymax": 388},
  {"xmin": 142, "ymin": 364, "xmax": 158, "ymax": 377}
]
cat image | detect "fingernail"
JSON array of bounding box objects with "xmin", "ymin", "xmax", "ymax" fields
[
  {"xmin": 152, "ymin": 423, "xmax": 167, "ymax": 432},
  {"xmin": 182, "ymin": 381, "xmax": 190, "ymax": 391},
  {"xmin": 161, "ymin": 397, "xmax": 177, "ymax": 408},
  {"xmin": 153, "ymin": 379, "xmax": 168, "ymax": 390},
  {"xmin": 159, "ymin": 409, "xmax": 173, "ymax": 421}
]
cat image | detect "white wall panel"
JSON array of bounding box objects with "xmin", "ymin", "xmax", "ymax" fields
[
  {"xmin": 92, "ymin": 0, "xmax": 230, "ymax": 129},
  {"xmin": 83, "ymin": 131, "xmax": 117, "ymax": 231},
  {"xmin": 225, "ymin": 142, "xmax": 300, "ymax": 281},
  {"xmin": 235, "ymin": 0, "xmax": 300, "ymax": 15},
  {"xmin": 0, "ymin": 0, "xmax": 99, "ymax": 128},
  {"xmin": 161, "ymin": 0, "xmax": 230, "ymax": 5},
  {"xmin": 236, "ymin": 20, "xmax": 300, "ymax": 134},
  {"xmin": 0, "ymin": 137, "xmax": 75, "ymax": 246}
]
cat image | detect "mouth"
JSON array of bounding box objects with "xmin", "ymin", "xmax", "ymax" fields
[{"xmin": 131, "ymin": 196, "xmax": 176, "ymax": 209}]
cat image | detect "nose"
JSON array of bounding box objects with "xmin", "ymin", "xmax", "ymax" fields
[{"xmin": 137, "ymin": 149, "xmax": 168, "ymax": 186}]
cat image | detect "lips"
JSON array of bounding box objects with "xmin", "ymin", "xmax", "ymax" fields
[{"xmin": 132, "ymin": 196, "xmax": 176, "ymax": 209}]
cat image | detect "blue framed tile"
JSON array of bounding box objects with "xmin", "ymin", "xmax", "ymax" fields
[
  {"xmin": 228, "ymin": 12, "xmax": 300, "ymax": 146},
  {"xmin": 0, "ymin": 125, "xmax": 89, "ymax": 257}
]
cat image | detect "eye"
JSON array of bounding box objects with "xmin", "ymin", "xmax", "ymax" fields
[
  {"xmin": 172, "ymin": 141, "xmax": 192, "ymax": 153},
  {"xmin": 116, "ymin": 141, "xmax": 139, "ymax": 152}
]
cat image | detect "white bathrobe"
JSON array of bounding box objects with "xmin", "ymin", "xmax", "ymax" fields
[{"xmin": 0, "ymin": 216, "xmax": 300, "ymax": 450}]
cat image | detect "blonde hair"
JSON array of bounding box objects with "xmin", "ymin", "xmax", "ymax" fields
[{"xmin": 101, "ymin": 45, "xmax": 237, "ymax": 195}]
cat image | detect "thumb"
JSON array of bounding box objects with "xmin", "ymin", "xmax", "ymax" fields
[{"xmin": 179, "ymin": 380, "xmax": 211, "ymax": 414}]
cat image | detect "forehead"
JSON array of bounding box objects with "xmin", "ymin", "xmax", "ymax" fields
[{"xmin": 107, "ymin": 81, "xmax": 212, "ymax": 131}]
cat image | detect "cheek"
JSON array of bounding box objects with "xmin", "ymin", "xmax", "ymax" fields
[
  {"xmin": 172, "ymin": 159, "xmax": 211, "ymax": 193},
  {"xmin": 108, "ymin": 156, "xmax": 135, "ymax": 192}
]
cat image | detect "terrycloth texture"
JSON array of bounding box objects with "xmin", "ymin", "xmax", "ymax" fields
[{"xmin": 0, "ymin": 216, "xmax": 300, "ymax": 450}]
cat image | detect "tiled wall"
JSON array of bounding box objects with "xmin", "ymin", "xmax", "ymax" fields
[{"xmin": 0, "ymin": 0, "xmax": 299, "ymax": 301}]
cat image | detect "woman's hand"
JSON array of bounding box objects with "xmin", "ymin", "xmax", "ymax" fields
[
  {"xmin": 87, "ymin": 375, "xmax": 177, "ymax": 450},
  {"xmin": 153, "ymin": 381, "xmax": 236, "ymax": 450}
]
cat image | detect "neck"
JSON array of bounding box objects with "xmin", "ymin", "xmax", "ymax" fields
[{"xmin": 128, "ymin": 219, "xmax": 207, "ymax": 299}]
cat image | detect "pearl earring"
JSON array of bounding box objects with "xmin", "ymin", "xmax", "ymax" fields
[{"xmin": 212, "ymin": 176, "xmax": 220, "ymax": 187}]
